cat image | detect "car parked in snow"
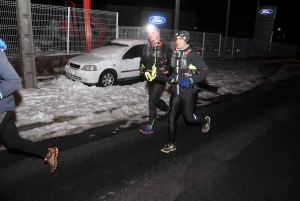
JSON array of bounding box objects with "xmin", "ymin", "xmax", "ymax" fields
[{"xmin": 64, "ymin": 38, "xmax": 148, "ymax": 87}]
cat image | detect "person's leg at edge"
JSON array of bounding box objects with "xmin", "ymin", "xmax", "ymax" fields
[
  {"xmin": 1, "ymin": 112, "xmax": 47, "ymax": 157},
  {"xmin": 0, "ymin": 112, "xmax": 59, "ymax": 172}
]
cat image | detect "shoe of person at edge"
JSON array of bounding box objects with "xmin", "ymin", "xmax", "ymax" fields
[
  {"xmin": 44, "ymin": 147, "xmax": 59, "ymax": 173},
  {"xmin": 202, "ymin": 116, "xmax": 211, "ymax": 133},
  {"xmin": 161, "ymin": 143, "xmax": 176, "ymax": 153},
  {"xmin": 139, "ymin": 124, "xmax": 154, "ymax": 134}
]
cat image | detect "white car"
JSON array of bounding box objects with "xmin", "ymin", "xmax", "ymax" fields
[{"xmin": 65, "ymin": 38, "xmax": 148, "ymax": 87}]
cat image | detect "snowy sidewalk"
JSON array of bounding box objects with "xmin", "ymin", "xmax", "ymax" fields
[{"xmin": 9, "ymin": 58, "xmax": 300, "ymax": 143}]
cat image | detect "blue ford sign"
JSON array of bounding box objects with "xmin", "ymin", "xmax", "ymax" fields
[
  {"xmin": 149, "ymin": 16, "xmax": 166, "ymax": 24},
  {"xmin": 259, "ymin": 9, "xmax": 273, "ymax": 15}
]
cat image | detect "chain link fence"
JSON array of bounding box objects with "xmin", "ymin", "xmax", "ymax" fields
[
  {"xmin": 116, "ymin": 26, "xmax": 298, "ymax": 59},
  {"xmin": 32, "ymin": 4, "xmax": 117, "ymax": 56},
  {"xmin": 0, "ymin": 0, "xmax": 19, "ymax": 57},
  {"xmin": 0, "ymin": 1, "xmax": 117, "ymax": 58},
  {"xmin": 0, "ymin": 1, "xmax": 297, "ymax": 59}
]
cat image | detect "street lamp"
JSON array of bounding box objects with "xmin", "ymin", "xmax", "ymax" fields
[
  {"xmin": 223, "ymin": 0, "xmax": 231, "ymax": 54},
  {"xmin": 175, "ymin": 0, "xmax": 180, "ymax": 31},
  {"xmin": 225, "ymin": 0, "xmax": 231, "ymax": 37}
]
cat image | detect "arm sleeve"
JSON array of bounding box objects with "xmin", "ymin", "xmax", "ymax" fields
[
  {"xmin": 140, "ymin": 46, "xmax": 147, "ymax": 70},
  {"xmin": 0, "ymin": 51, "xmax": 21, "ymax": 100},
  {"xmin": 189, "ymin": 52, "xmax": 209, "ymax": 84}
]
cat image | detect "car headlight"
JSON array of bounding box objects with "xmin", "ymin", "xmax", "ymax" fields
[{"xmin": 82, "ymin": 65, "xmax": 97, "ymax": 71}]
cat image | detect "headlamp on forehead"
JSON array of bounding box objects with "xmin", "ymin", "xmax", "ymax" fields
[
  {"xmin": 147, "ymin": 24, "xmax": 155, "ymax": 32},
  {"xmin": 177, "ymin": 34, "xmax": 188, "ymax": 41},
  {"xmin": 175, "ymin": 30, "xmax": 190, "ymax": 44}
]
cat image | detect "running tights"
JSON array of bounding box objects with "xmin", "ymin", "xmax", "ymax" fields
[
  {"xmin": 168, "ymin": 93, "xmax": 206, "ymax": 144},
  {"xmin": 0, "ymin": 111, "xmax": 46, "ymax": 158}
]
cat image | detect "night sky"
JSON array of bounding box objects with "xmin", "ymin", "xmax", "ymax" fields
[{"xmin": 26, "ymin": 0, "xmax": 300, "ymax": 45}]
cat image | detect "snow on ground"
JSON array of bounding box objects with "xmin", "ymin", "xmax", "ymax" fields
[{"xmin": 3, "ymin": 59, "xmax": 300, "ymax": 146}]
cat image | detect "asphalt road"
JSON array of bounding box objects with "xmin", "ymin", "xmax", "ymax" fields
[{"xmin": 0, "ymin": 73, "xmax": 300, "ymax": 201}]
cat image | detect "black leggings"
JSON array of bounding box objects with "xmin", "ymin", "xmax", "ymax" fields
[
  {"xmin": 0, "ymin": 111, "xmax": 46, "ymax": 158},
  {"xmin": 148, "ymin": 81, "xmax": 169, "ymax": 125},
  {"xmin": 168, "ymin": 93, "xmax": 206, "ymax": 144}
]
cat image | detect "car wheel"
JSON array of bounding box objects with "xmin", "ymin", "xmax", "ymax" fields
[{"xmin": 97, "ymin": 70, "xmax": 116, "ymax": 87}]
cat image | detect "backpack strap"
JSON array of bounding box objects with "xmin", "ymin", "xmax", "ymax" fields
[{"xmin": 184, "ymin": 48, "xmax": 194, "ymax": 55}]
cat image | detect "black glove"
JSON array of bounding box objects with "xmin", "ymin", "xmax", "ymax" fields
[
  {"xmin": 155, "ymin": 71, "xmax": 171, "ymax": 83},
  {"xmin": 157, "ymin": 67, "xmax": 166, "ymax": 72},
  {"xmin": 139, "ymin": 66, "xmax": 146, "ymax": 74}
]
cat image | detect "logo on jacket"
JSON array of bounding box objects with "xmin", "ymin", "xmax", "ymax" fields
[
  {"xmin": 259, "ymin": 9, "xmax": 273, "ymax": 15},
  {"xmin": 149, "ymin": 16, "xmax": 166, "ymax": 24}
]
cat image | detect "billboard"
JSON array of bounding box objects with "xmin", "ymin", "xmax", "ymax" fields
[
  {"xmin": 141, "ymin": 10, "xmax": 172, "ymax": 29},
  {"xmin": 254, "ymin": 6, "xmax": 277, "ymax": 42}
]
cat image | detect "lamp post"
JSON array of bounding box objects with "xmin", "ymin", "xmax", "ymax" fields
[
  {"xmin": 225, "ymin": 0, "xmax": 231, "ymax": 37},
  {"xmin": 175, "ymin": 0, "xmax": 180, "ymax": 31},
  {"xmin": 223, "ymin": 0, "xmax": 232, "ymax": 54},
  {"xmin": 254, "ymin": 1, "xmax": 260, "ymax": 39}
]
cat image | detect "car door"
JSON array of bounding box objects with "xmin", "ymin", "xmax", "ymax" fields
[{"xmin": 120, "ymin": 44, "xmax": 144, "ymax": 79}]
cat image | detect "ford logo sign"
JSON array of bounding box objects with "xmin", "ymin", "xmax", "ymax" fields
[
  {"xmin": 149, "ymin": 16, "xmax": 166, "ymax": 24},
  {"xmin": 259, "ymin": 9, "xmax": 273, "ymax": 15}
]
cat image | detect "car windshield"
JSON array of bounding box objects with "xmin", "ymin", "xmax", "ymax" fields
[
  {"xmin": 103, "ymin": 42, "xmax": 128, "ymax": 47},
  {"xmin": 87, "ymin": 43, "xmax": 128, "ymax": 59}
]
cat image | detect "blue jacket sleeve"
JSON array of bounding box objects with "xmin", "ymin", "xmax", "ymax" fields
[{"xmin": 0, "ymin": 50, "xmax": 21, "ymax": 100}]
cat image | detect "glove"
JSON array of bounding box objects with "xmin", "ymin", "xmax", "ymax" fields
[
  {"xmin": 153, "ymin": 71, "xmax": 168, "ymax": 82},
  {"xmin": 140, "ymin": 66, "xmax": 146, "ymax": 74},
  {"xmin": 179, "ymin": 79, "xmax": 191, "ymax": 88},
  {"xmin": 158, "ymin": 67, "xmax": 165, "ymax": 72},
  {"xmin": 0, "ymin": 38, "xmax": 7, "ymax": 51},
  {"xmin": 168, "ymin": 75, "xmax": 175, "ymax": 83}
]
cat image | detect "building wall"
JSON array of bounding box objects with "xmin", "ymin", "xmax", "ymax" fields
[{"xmin": 102, "ymin": 5, "xmax": 196, "ymax": 31}]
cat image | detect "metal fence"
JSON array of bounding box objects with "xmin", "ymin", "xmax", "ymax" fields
[
  {"xmin": 0, "ymin": 1, "xmax": 118, "ymax": 58},
  {"xmin": 0, "ymin": 0, "xmax": 19, "ymax": 57},
  {"xmin": 0, "ymin": 1, "xmax": 297, "ymax": 59},
  {"xmin": 119, "ymin": 26, "xmax": 298, "ymax": 59}
]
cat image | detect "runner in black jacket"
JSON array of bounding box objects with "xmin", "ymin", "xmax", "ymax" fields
[
  {"xmin": 161, "ymin": 31, "xmax": 211, "ymax": 153},
  {"xmin": 139, "ymin": 25, "xmax": 173, "ymax": 134}
]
